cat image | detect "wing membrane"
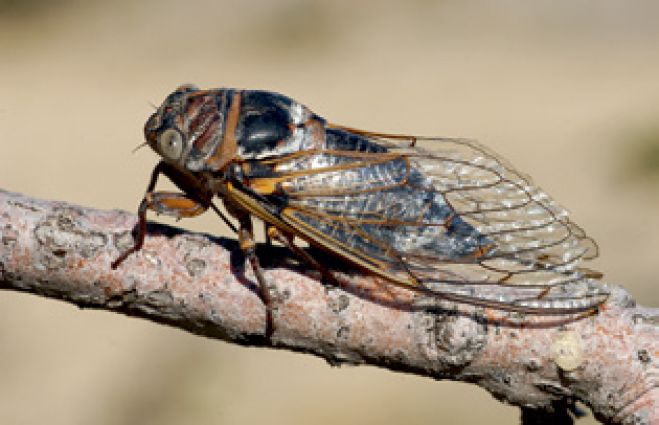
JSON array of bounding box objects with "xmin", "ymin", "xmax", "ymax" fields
[{"xmin": 246, "ymin": 127, "xmax": 607, "ymax": 312}]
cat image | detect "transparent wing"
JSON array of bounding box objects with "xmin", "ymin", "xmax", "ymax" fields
[{"xmin": 253, "ymin": 126, "xmax": 608, "ymax": 312}]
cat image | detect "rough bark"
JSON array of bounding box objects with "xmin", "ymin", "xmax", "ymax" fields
[{"xmin": 0, "ymin": 189, "xmax": 656, "ymax": 424}]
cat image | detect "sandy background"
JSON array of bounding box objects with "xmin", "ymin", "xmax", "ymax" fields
[{"xmin": 1, "ymin": 1, "xmax": 658, "ymax": 424}]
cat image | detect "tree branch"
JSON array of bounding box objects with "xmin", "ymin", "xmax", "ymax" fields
[{"xmin": 0, "ymin": 189, "xmax": 656, "ymax": 424}]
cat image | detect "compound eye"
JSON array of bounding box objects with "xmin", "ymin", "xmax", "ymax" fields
[{"xmin": 157, "ymin": 128, "xmax": 184, "ymax": 160}]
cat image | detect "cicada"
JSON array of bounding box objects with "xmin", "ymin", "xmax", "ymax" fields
[{"xmin": 112, "ymin": 84, "xmax": 608, "ymax": 335}]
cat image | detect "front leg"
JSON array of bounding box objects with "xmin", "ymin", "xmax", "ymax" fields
[
  {"xmin": 112, "ymin": 161, "xmax": 211, "ymax": 269},
  {"xmin": 111, "ymin": 191, "xmax": 210, "ymax": 269}
]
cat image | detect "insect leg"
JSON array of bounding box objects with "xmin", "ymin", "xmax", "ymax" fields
[
  {"xmin": 264, "ymin": 222, "xmax": 273, "ymax": 247},
  {"xmin": 111, "ymin": 196, "xmax": 150, "ymax": 269},
  {"xmin": 232, "ymin": 212, "xmax": 274, "ymax": 340},
  {"xmin": 112, "ymin": 162, "xmax": 164, "ymax": 269},
  {"xmin": 112, "ymin": 162, "xmax": 212, "ymax": 269},
  {"xmin": 112, "ymin": 192, "xmax": 211, "ymax": 269},
  {"xmin": 210, "ymin": 203, "xmax": 238, "ymax": 234}
]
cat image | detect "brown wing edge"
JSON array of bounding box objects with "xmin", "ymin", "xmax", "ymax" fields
[{"xmin": 226, "ymin": 177, "xmax": 609, "ymax": 315}]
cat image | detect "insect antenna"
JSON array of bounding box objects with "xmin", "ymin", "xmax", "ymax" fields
[
  {"xmin": 131, "ymin": 142, "xmax": 149, "ymax": 154},
  {"xmin": 210, "ymin": 202, "xmax": 238, "ymax": 234}
]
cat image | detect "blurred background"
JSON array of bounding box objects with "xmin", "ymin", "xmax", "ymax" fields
[{"xmin": 1, "ymin": 1, "xmax": 658, "ymax": 424}]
